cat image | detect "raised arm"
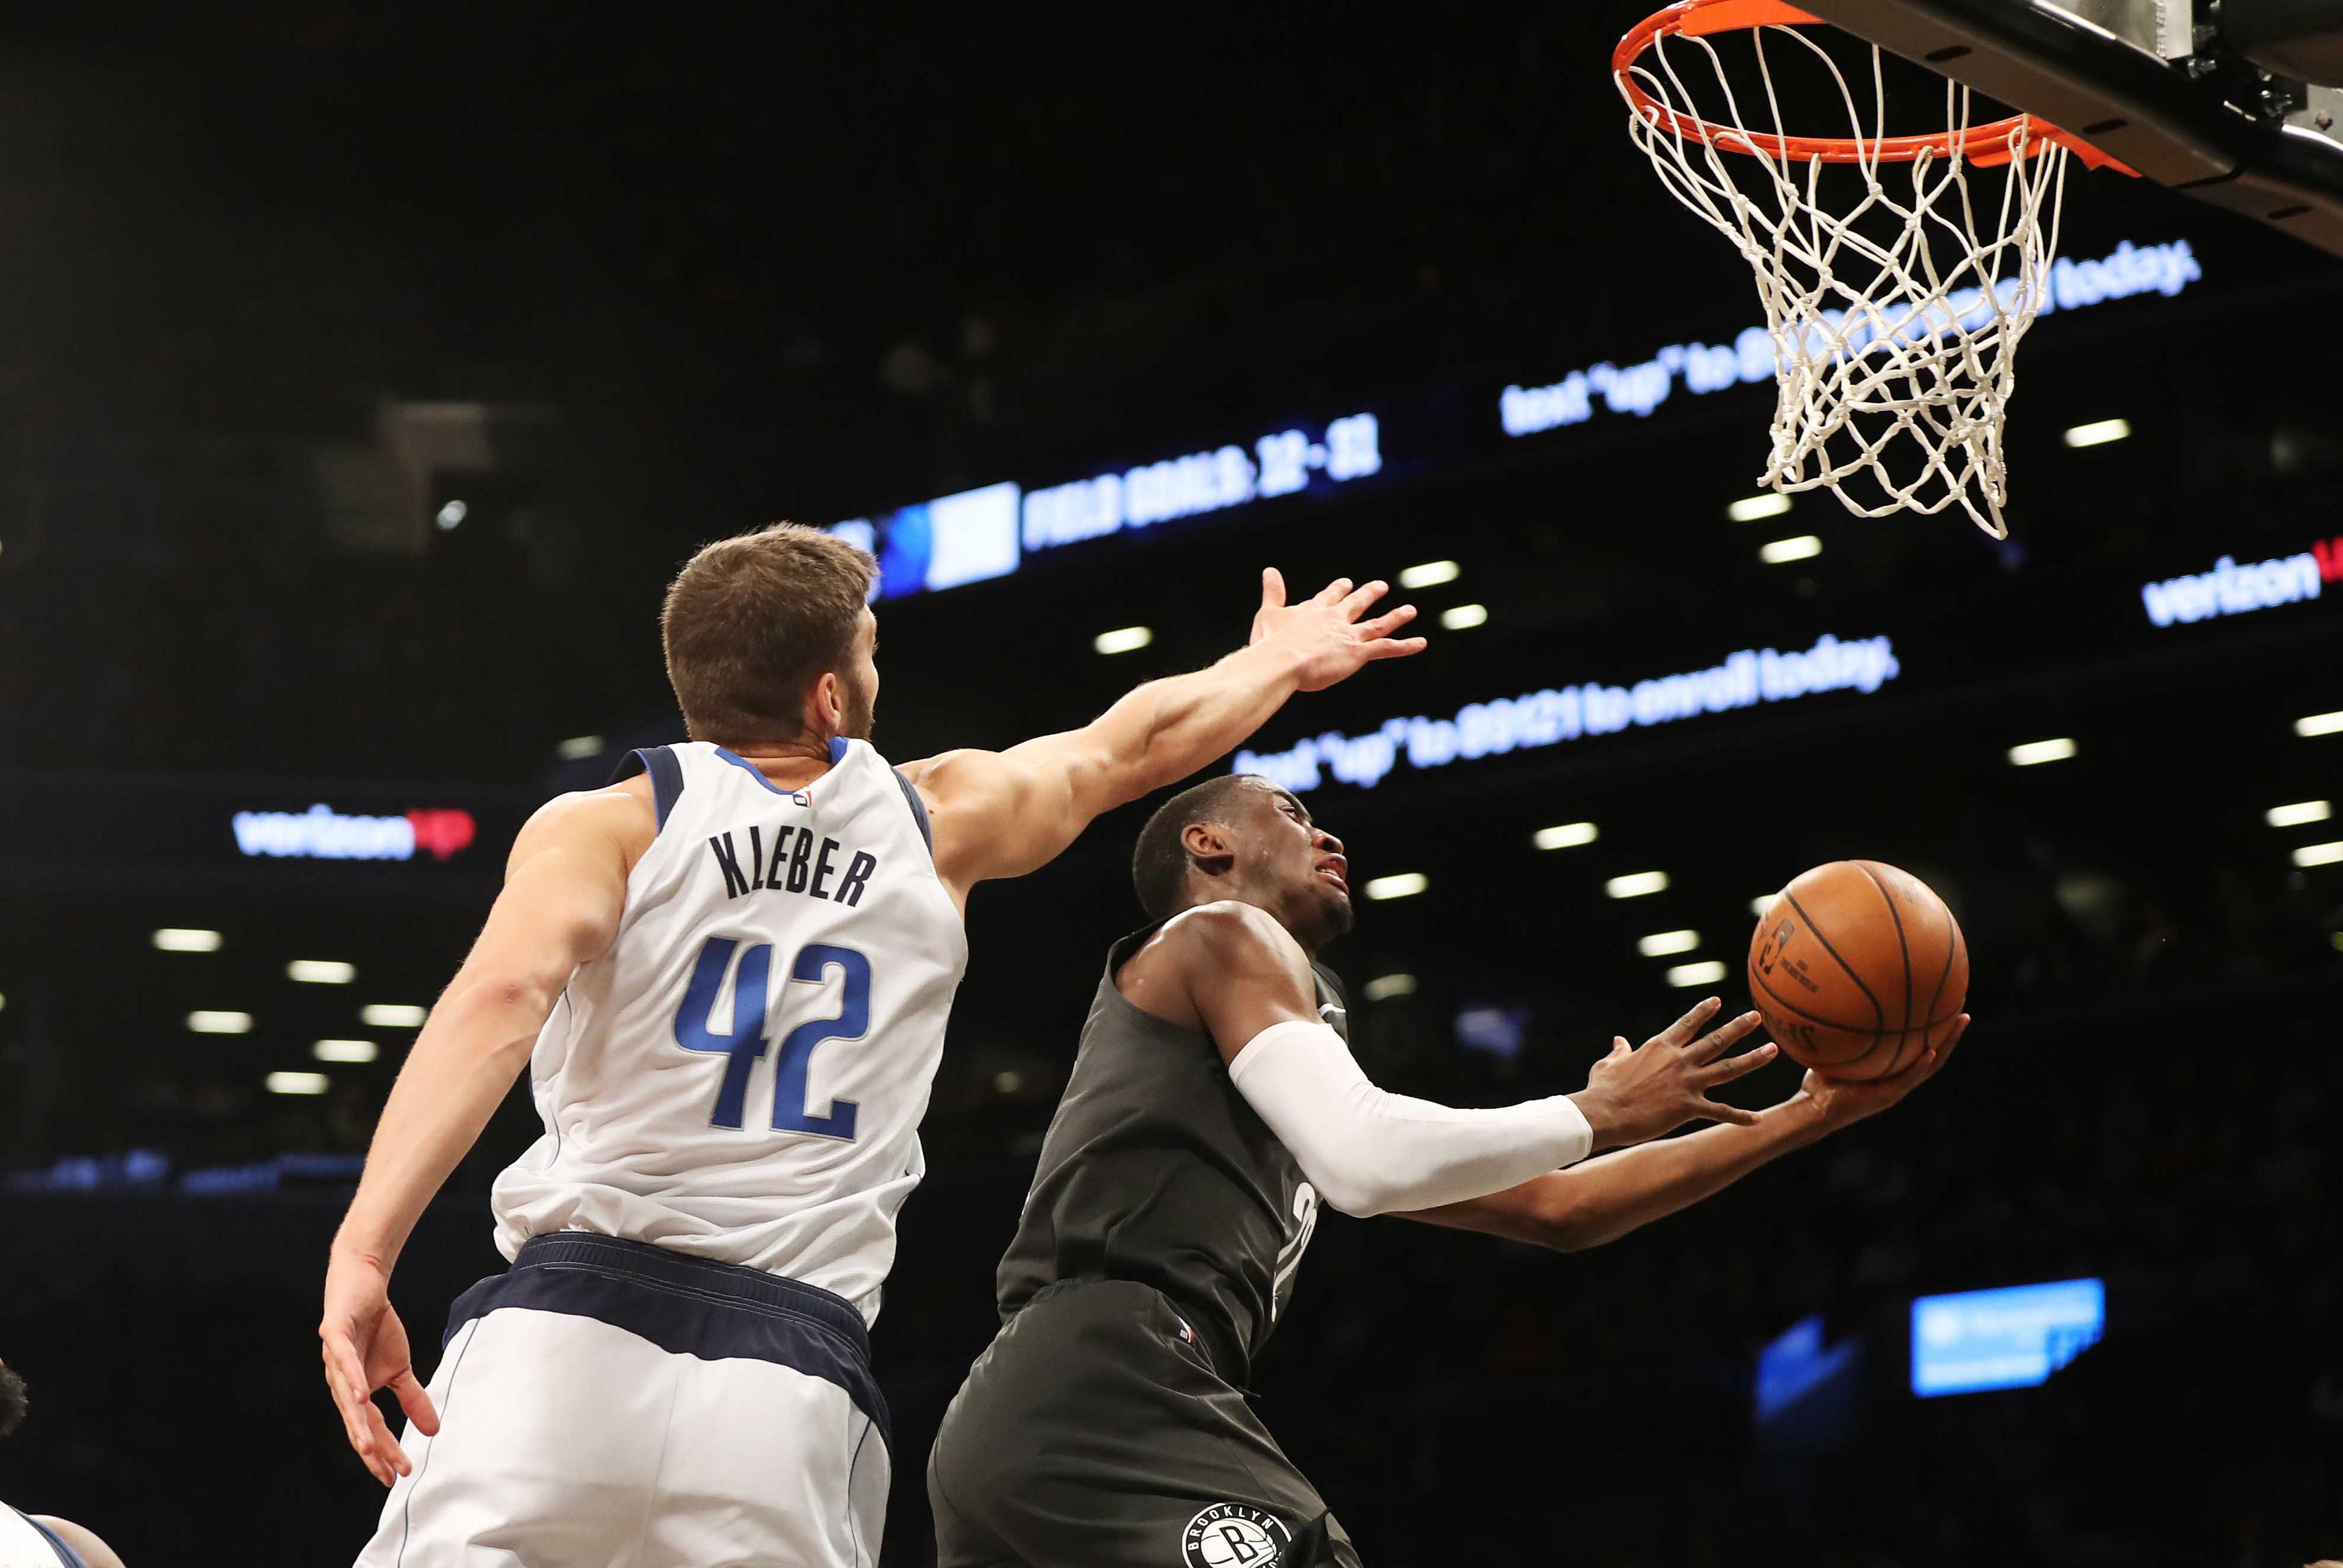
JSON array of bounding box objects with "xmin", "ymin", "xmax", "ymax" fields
[
  {"xmin": 902, "ymin": 570, "xmax": 1423, "ymax": 899},
  {"xmin": 319, "ymin": 785, "xmax": 643, "ymax": 1484},
  {"xmin": 1402, "ymin": 1018, "xmax": 1968, "ymax": 1250},
  {"xmin": 1136, "ymin": 905, "xmax": 1780, "ymax": 1218}
]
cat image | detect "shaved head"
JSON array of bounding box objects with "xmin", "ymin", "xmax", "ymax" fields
[{"xmin": 1131, "ymin": 775, "xmax": 1265, "ymax": 919}]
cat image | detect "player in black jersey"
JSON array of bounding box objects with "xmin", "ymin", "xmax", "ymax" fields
[{"xmin": 927, "ymin": 774, "xmax": 1966, "ymax": 1568}]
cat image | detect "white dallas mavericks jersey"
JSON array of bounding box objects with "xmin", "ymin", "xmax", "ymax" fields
[{"xmin": 491, "ymin": 738, "xmax": 966, "ymax": 1323}]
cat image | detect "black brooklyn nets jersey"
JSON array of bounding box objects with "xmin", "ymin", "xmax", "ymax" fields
[{"xmin": 995, "ymin": 922, "xmax": 1344, "ymax": 1382}]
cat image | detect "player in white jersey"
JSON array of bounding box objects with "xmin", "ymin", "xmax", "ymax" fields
[
  {"xmin": 0, "ymin": 1362, "xmax": 128, "ymax": 1568},
  {"xmin": 319, "ymin": 523, "xmax": 1424, "ymax": 1567}
]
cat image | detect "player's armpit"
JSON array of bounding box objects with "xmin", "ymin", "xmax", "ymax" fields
[{"xmin": 896, "ymin": 743, "xmax": 1092, "ymax": 897}]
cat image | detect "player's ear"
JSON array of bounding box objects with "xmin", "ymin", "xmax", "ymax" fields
[
  {"xmin": 1181, "ymin": 822, "xmax": 1237, "ymax": 883},
  {"xmin": 807, "ymin": 671, "xmax": 844, "ymax": 738}
]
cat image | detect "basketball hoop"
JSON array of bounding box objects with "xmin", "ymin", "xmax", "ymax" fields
[{"xmin": 1615, "ymin": 0, "xmax": 2134, "ymax": 538}]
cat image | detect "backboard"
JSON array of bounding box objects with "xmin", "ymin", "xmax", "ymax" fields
[{"xmin": 1796, "ymin": 0, "xmax": 2343, "ymax": 257}]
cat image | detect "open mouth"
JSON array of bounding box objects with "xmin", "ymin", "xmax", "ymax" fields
[{"xmin": 1315, "ymin": 859, "xmax": 1349, "ymax": 894}]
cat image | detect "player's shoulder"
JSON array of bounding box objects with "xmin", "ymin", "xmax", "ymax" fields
[
  {"xmin": 1154, "ymin": 901, "xmax": 1307, "ymax": 971},
  {"xmin": 511, "ymin": 779, "xmax": 657, "ymax": 863}
]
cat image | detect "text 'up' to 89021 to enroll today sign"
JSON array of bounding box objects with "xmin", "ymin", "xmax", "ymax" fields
[{"xmin": 828, "ymin": 237, "xmax": 2205, "ymax": 602}]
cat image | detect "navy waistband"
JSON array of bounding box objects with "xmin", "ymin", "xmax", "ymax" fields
[{"xmin": 447, "ymin": 1232, "xmax": 889, "ymax": 1449}]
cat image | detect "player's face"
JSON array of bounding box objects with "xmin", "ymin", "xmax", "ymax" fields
[{"xmin": 1248, "ymin": 784, "xmax": 1351, "ymax": 944}]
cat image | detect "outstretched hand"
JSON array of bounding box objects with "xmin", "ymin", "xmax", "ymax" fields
[
  {"xmin": 1249, "ymin": 568, "xmax": 1427, "ymax": 692},
  {"xmin": 320, "ymin": 1251, "xmax": 439, "ymax": 1486},
  {"xmin": 1793, "ymin": 1014, "xmax": 1970, "ymax": 1132},
  {"xmin": 1571, "ymin": 998, "xmax": 1779, "ymax": 1151}
]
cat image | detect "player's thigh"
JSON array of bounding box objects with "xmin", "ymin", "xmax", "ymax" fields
[
  {"xmin": 649, "ymin": 1354, "xmax": 889, "ymax": 1568},
  {"xmin": 355, "ymin": 1308, "xmax": 677, "ymax": 1567}
]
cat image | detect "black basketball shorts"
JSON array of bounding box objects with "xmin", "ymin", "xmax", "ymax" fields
[{"xmin": 927, "ymin": 1279, "xmax": 1361, "ymax": 1568}]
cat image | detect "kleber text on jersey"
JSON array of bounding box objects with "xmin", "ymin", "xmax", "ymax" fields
[{"xmin": 706, "ymin": 822, "xmax": 880, "ymax": 907}]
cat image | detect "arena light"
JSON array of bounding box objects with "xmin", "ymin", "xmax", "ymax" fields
[
  {"xmin": 360, "ymin": 1003, "xmax": 428, "ymax": 1028},
  {"xmin": 1759, "ymin": 535, "xmax": 1823, "ymax": 565},
  {"xmin": 1439, "ymin": 603, "xmax": 1489, "ymax": 630},
  {"xmin": 1638, "ymin": 929, "xmax": 1701, "ymax": 957},
  {"xmin": 1533, "ymin": 821, "xmax": 1598, "ymax": 850},
  {"xmin": 1364, "ymin": 973, "xmax": 1419, "ymax": 1001},
  {"xmin": 153, "ymin": 928, "xmax": 223, "ymax": 952},
  {"xmin": 1607, "ymin": 870, "xmax": 1669, "ymax": 899},
  {"xmin": 1398, "ymin": 559, "xmax": 1459, "ymax": 589},
  {"xmin": 2294, "ymin": 841, "xmax": 2343, "ymax": 868},
  {"xmin": 2008, "ymin": 737, "xmax": 2078, "ymax": 766},
  {"xmin": 2297, "ymin": 710, "xmax": 2343, "ymax": 737},
  {"xmin": 435, "ymin": 499, "xmax": 469, "ymax": 531},
  {"xmin": 1728, "ymin": 494, "xmax": 1793, "ymax": 522},
  {"xmin": 287, "ymin": 960, "xmax": 356, "ymax": 985},
  {"xmin": 187, "ymin": 1011, "xmax": 253, "ymax": 1035},
  {"xmin": 1364, "ymin": 872, "xmax": 1428, "ymax": 901},
  {"xmin": 1667, "ymin": 959, "xmax": 1730, "ymax": 988},
  {"xmin": 556, "ymin": 735, "xmax": 605, "ymax": 761},
  {"xmin": 2062, "ymin": 418, "xmax": 2131, "ymax": 448},
  {"xmin": 1751, "ymin": 893, "xmax": 1780, "ymax": 916},
  {"xmin": 266, "ymin": 1071, "xmax": 331, "ymax": 1096},
  {"xmin": 1093, "ymin": 626, "xmax": 1154, "ymax": 655},
  {"xmin": 2268, "ymin": 800, "xmax": 2333, "ymax": 828},
  {"xmin": 312, "ymin": 1040, "xmax": 379, "ymax": 1064}
]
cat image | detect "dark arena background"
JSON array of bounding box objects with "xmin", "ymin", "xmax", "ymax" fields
[{"xmin": 3, "ymin": 7, "xmax": 2341, "ymax": 1566}]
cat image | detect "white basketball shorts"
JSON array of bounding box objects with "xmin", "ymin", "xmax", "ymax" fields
[{"xmin": 352, "ymin": 1233, "xmax": 889, "ymax": 1568}]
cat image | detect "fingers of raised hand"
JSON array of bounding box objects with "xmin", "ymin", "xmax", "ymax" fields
[
  {"xmin": 1356, "ymin": 604, "xmax": 1417, "ymax": 642},
  {"xmin": 1697, "ymin": 1097, "xmax": 1765, "ymax": 1127},
  {"xmin": 1336, "ymin": 580, "xmax": 1389, "ymax": 620},
  {"xmin": 1653, "ymin": 996, "xmax": 1724, "ymax": 1050},
  {"xmin": 1260, "ymin": 567, "xmax": 1287, "ymax": 610},
  {"xmin": 1310, "ymin": 577, "xmax": 1355, "ymax": 607},
  {"xmin": 1361, "ymin": 634, "xmax": 1428, "ymax": 661},
  {"xmin": 1695, "ymin": 1040, "xmax": 1777, "ymax": 1086},
  {"xmin": 1685, "ymin": 1009, "xmax": 1763, "ymax": 1063}
]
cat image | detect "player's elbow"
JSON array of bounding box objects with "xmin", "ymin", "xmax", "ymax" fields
[
  {"xmin": 1527, "ymin": 1191, "xmax": 1616, "ymax": 1253},
  {"xmin": 1297, "ymin": 1160, "xmax": 1405, "ymax": 1220},
  {"xmin": 435, "ymin": 963, "xmax": 567, "ymax": 1046}
]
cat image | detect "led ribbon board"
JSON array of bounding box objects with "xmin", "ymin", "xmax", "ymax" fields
[
  {"xmin": 1911, "ymin": 1278, "xmax": 2105, "ymax": 1398},
  {"xmin": 826, "ymin": 237, "xmax": 2203, "ymax": 602},
  {"xmin": 1499, "ymin": 239, "xmax": 2203, "ymax": 439},
  {"xmin": 831, "ymin": 414, "xmax": 1383, "ymax": 600},
  {"xmin": 2141, "ymin": 535, "xmax": 2337, "ymax": 626},
  {"xmin": 1236, "ymin": 633, "xmax": 1899, "ymax": 794}
]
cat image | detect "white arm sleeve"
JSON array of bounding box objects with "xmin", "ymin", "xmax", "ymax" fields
[{"xmin": 1225, "ymin": 1019, "xmax": 1594, "ymax": 1218}]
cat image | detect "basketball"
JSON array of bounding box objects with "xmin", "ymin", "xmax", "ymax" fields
[{"xmin": 1747, "ymin": 861, "xmax": 1968, "ymax": 1082}]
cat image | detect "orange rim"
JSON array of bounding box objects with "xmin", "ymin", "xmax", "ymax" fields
[{"xmin": 1614, "ymin": 0, "xmax": 2132, "ymax": 171}]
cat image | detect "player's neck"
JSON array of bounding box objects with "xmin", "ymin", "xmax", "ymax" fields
[{"xmin": 719, "ymin": 735, "xmax": 841, "ymax": 791}]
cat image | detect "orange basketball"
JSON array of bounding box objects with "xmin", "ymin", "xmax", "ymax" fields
[{"xmin": 1747, "ymin": 860, "xmax": 1968, "ymax": 1082}]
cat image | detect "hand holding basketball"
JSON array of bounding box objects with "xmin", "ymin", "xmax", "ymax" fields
[{"xmin": 1793, "ymin": 1013, "xmax": 1970, "ymax": 1132}]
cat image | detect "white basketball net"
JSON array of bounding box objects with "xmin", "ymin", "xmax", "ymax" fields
[{"xmin": 1620, "ymin": 20, "xmax": 2074, "ymax": 538}]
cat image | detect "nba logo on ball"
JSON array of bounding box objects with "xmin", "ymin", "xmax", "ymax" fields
[{"xmin": 1181, "ymin": 1503, "xmax": 1292, "ymax": 1567}]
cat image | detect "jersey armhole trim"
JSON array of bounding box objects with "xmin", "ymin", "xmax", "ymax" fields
[
  {"xmin": 20, "ymin": 1512, "xmax": 90, "ymax": 1568},
  {"xmin": 891, "ymin": 768, "xmax": 935, "ymax": 858},
  {"xmin": 612, "ymin": 746, "xmax": 686, "ymax": 829}
]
